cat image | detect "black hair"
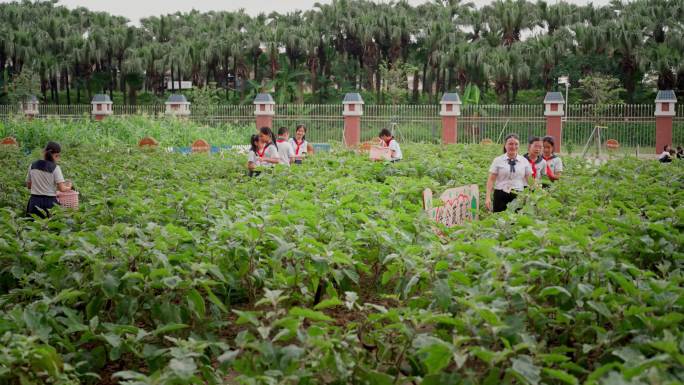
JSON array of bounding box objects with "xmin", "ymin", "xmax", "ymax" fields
[
  {"xmin": 528, "ymin": 136, "xmax": 542, "ymax": 145},
  {"xmin": 249, "ymin": 134, "xmax": 260, "ymax": 153},
  {"xmin": 277, "ymin": 126, "xmax": 288, "ymax": 136},
  {"xmin": 502, "ymin": 133, "xmax": 519, "ymax": 153},
  {"xmin": 295, "ymin": 124, "xmax": 307, "ymax": 141},
  {"xmin": 542, "ymin": 135, "xmax": 555, "ymax": 150},
  {"xmin": 259, "ymin": 126, "xmax": 277, "ymax": 149},
  {"xmin": 379, "ymin": 128, "xmax": 392, "ymax": 138},
  {"xmin": 44, "ymin": 141, "xmax": 61, "ymax": 162}
]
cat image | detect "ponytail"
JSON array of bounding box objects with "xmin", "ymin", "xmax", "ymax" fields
[{"xmin": 44, "ymin": 141, "xmax": 61, "ymax": 163}]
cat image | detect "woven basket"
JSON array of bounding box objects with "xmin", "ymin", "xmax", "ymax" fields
[{"xmin": 56, "ymin": 191, "xmax": 79, "ymax": 209}]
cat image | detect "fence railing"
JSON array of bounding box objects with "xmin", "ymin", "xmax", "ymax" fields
[{"xmin": 1, "ymin": 103, "xmax": 681, "ymax": 150}]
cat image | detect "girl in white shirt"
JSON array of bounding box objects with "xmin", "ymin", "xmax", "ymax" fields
[
  {"xmin": 25, "ymin": 141, "xmax": 73, "ymax": 218},
  {"xmin": 659, "ymin": 145, "xmax": 673, "ymax": 163},
  {"xmin": 485, "ymin": 134, "xmax": 533, "ymax": 212},
  {"xmin": 289, "ymin": 124, "xmax": 310, "ymax": 164},
  {"xmin": 523, "ymin": 136, "xmax": 547, "ymax": 187},
  {"xmin": 247, "ymin": 128, "xmax": 280, "ymax": 176},
  {"xmin": 379, "ymin": 128, "xmax": 402, "ymax": 162},
  {"xmin": 541, "ymin": 135, "xmax": 563, "ymax": 183}
]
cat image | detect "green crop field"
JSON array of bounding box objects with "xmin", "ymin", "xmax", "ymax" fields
[{"xmin": 0, "ymin": 139, "xmax": 683, "ymax": 384}]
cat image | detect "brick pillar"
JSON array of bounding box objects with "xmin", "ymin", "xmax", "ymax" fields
[
  {"xmin": 544, "ymin": 92, "xmax": 565, "ymax": 152},
  {"xmin": 254, "ymin": 93, "xmax": 275, "ymax": 130},
  {"xmin": 655, "ymin": 90, "xmax": 677, "ymax": 154},
  {"xmin": 343, "ymin": 93, "xmax": 364, "ymax": 147},
  {"xmin": 440, "ymin": 93, "xmax": 461, "ymax": 144}
]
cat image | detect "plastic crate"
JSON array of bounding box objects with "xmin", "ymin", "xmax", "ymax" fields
[{"xmin": 56, "ymin": 191, "xmax": 79, "ymax": 209}]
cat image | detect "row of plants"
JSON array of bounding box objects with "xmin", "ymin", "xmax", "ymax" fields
[
  {"xmin": 0, "ymin": 144, "xmax": 682, "ymax": 384},
  {"xmin": 3, "ymin": 116, "xmax": 682, "ymax": 154}
]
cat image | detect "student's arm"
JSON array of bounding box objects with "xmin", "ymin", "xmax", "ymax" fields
[
  {"xmin": 57, "ymin": 182, "xmax": 72, "ymax": 192},
  {"xmin": 54, "ymin": 167, "xmax": 71, "ymax": 192},
  {"xmin": 485, "ymin": 173, "xmax": 497, "ymax": 212},
  {"xmin": 248, "ymin": 161, "xmax": 256, "ymax": 171}
]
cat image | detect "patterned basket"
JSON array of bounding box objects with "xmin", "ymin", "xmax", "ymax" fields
[{"xmin": 56, "ymin": 191, "xmax": 79, "ymax": 209}]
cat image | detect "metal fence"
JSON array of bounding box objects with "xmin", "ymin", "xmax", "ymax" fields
[{"xmin": 1, "ymin": 103, "xmax": 681, "ymax": 151}]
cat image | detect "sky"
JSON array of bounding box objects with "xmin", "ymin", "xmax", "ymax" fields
[{"xmin": 1, "ymin": 0, "xmax": 614, "ymax": 25}]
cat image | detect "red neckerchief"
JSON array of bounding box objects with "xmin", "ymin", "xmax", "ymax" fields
[
  {"xmin": 294, "ymin": 139, "xmax": 304, "ymax": 155},
  {"xmin": 257, "ymin": 143, "xmax": 270, "ymax": 158},
  {"xmin": 525, "ymin": 154, "xmax": 541, "ymax": 178},
  {"xmin": 543, "ymin": 154, "xmax": 556, "ymax": 178},
  {"xmin": 276, "ymin": 138, "xmax": 286, "ymax": 143},
  {"xmin": 382, "ymin": 137, "xmax": 394, "ymax": 147}
]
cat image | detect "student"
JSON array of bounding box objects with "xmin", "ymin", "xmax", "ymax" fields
[
  {"xmin": 247, "ymin": 128, "xmax": 280, "ymax": 176},
  {"xmin": 523, "ymin": 136, "xmax": 548, "ymax": 188},
  {"xmin": 275, "ymin": 127, "xmax": 295, "ymax": 166},
  {"xmin": 379, "ymin": 128, "xmax": 402, "ymax": 162},
  {"xmin": 677, "ymin": 146, "xmax": 683, "ymax": 160},
  {"xmin": 289, "ymin": 124, "xmax": 308, "ymax": 164},
  {"xmin": 25, "ymin": 141, "xmax": 72, "ymax": 218},
  {"xmin": 659, "ymin": 145, "xmax": 673, "ymax": 163},
  {"xmin": 485, "ymin": 134, "xmax": 533, "ymax": 213},
  {"xmin": 541, "ymin": 136, "xmax": 563, "ymax": 184}
]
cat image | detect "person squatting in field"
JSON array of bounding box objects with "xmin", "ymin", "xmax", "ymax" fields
[{"xmin": 25, "ymin": 141, "xmax": 73, "ymax": 218}]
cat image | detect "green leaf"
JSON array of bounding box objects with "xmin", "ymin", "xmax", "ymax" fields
[
  {"xmin": 510, "ymin": 355, "xmax": 541, "ymax": 385},
  {"xmin": 152, "ymin": 323, "xmax": 188, "ymax": 336},
  {"xmin": 313, "ymin": 297, "xmax": 343, "ymax": 310},
  {"xmin": 539, "ymin": 286, "xmax": 572, "ymax": 298},
  {"xmin": 542, "ymin": 368, "xmax": 578, "ymax": 385},
  {"xmin": 288, "ymin": 307, "xmax": 333, "ymax": 322},
  {"xmin": 201, "ymin": 283, "xmax": 228, "ymax": 313},
  {"xmin": 433, "ymin": 279, "xmax": 452, "ymax": 311},
  {"xmin": 186, "ymin": 289, "xmax": 206, "ymax": 318}
]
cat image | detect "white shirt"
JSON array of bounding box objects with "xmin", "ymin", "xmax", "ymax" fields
[
  {"xmin": 382, "ymin": 139, "xmax": 402, "ymax": 160},
  {"xmin": 659, "ymin": 151, "xmax": 672, "ymax": 160},
  {"xmin": 276, "ymin": 139, "xmax": 294, "ymax": 166},
  {"xmin": 488, "ymin": 154, "xmax": 532, "ymax": 193},
  {"xmin": 289, "ymin": 138, "xmax": 308, "ymax": 158},
  {"xmin": 544, "ymin": 155, "xmax": 563, "ymax": 176},
  {"xmin": 247, "ymin": 143, "xmax": 279, "ymax": 167},
  {"xmin": 26, "ymin": 164, "xmax": 65, "ymax": 196}
]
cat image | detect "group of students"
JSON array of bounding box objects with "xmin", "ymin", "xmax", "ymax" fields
[
  {"xmin": 659, "ymin": 145, "xmax": 684, "ymax": 163},
  {"xmin": 247, "ymin": 126, "xmax": 403, "ymax": 175},
  {"xmin": 247, "ymin": 124, "xmax": 311, "ymax": 176},
  {"xmin": 485, "ymin": 134, "xmax": 563, "ymax": 213}
]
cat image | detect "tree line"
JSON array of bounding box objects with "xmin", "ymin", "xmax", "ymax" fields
[{"xmin": 0, "ymin": 0, "xmax": 682, "ymax": 105}]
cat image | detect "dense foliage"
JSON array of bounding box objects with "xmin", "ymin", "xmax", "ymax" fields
[
  {"xmin": 1, "ymin": 143, "xmax": 682, "ymax": 384},
  {"xmin": 0, "ymin": 116, "xmax": 253, "ymax": 150},
  {"xmin": 0, "ymin": 0, "xmax": 683, "ymax": 105}
]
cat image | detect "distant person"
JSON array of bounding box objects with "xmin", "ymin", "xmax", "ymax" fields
[
  {"xmin": 676, "ymin": 146, "xmax": 683, "ymax": 160},
  {"xmin": 289, "ymin": 124, "xmax": 309, "ymax": 164},
  {"xmin": 379, "ymin": 128, "xmax": 402, "ymax": 162},
  {"xmin": 523, "ymin": 136, "xmax": 547, "ymax": 188},
  {"xmin": 485, "ymin": 134, "xmax": 532, "ymax": 213},
  {"xmin": 25, "ymin": 141, "xmax": 72, "ymax": 218},
  {"xmin": 276, "ymin": 126, "xmax": 295, "ymax": 166},
  {"xmin": 541, "ymin": 136, "xmax": 563, "ymax": 185},
  {"xmin": 247, "ymin": 128, "xmax": 280, "ymax": 176},
  {"xmin": 659, "ymin": 145, "xmax": 673, "ymax": 163}
]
